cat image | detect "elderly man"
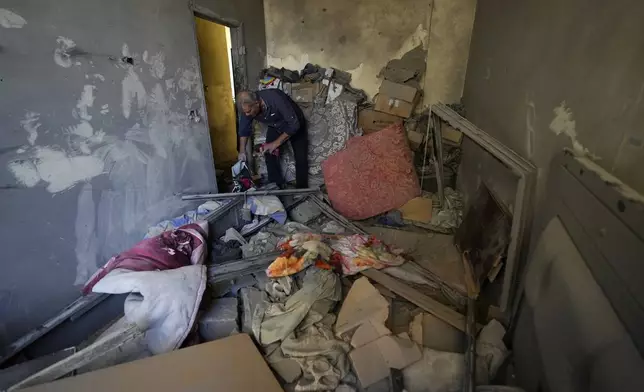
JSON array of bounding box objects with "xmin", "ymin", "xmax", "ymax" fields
[{"xmin": 237, "ymin": 89, "xmax": 308, "ymax": 188}]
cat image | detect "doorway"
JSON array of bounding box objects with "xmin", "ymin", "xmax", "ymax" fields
[{"xmin": 194, "ymin": 17, "xmax": 238, "ymax": 171}]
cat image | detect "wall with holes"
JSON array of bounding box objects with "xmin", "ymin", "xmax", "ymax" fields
[{"xmin": 0, "ymin": 0, "xmax": 217, "ymax": 347}]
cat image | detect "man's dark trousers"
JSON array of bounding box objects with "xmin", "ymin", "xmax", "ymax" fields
[{"xmin": 265, "ymin": 126, "xmax": 308, "ymax": 188}]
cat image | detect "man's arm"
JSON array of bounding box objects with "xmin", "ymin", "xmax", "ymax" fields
[
  {"xmin": 262, "ymin": 133, "xmax": 289, "ymax": 154},
  {"xmin": 237, "ymin": 113, "xmax": 253, "ymax": 161}
]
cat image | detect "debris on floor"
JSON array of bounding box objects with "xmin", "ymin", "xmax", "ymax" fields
[{"xmin": 4, "ymin": 61, "xmax": 520, "ymax": 392}]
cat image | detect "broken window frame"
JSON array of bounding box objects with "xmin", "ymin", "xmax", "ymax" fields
[{"xmin": 430, "ymin": 103, "xmax": 537, "ymax": 313}]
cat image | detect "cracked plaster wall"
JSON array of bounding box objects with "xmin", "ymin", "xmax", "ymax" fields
[
  {"xmin": 463, "ymin": 0, "xmax": 644, "ymax": 206},
  {"xmin": 264, "ymin": 0, "xmax": 476, "ymax": 106}
]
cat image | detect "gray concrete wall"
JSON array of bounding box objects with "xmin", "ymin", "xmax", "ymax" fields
[
  {"xmin": 197, "ymin": 0, "xmax": 267, "ymax": 86},
  {"xmin": 0, "ymin": 0, "xmax": 221, "ymax": 347},
  {"xmin": 462, "ymin": 0, "xmax": 644, "ymax": 203}
]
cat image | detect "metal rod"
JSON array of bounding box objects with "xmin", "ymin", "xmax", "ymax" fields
[
  {"xmin": 308, "ymin": 194, "xmax": 367, "ymax": 235},
  {"xmin": 240, "ymin": 195, "xmax": 311, "ymax": 237},
  {"xmin": 204, "ymin": 199, "xmax": 243, "ymax": 223},
  {"xmin": 182, "ymin": 187, "xmax": 321, "ymax": 201},
  {"xmin": 207, "ymin": 251, "xmax": 281, "ymax": 281}
]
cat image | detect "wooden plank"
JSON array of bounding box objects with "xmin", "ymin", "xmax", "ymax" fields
[
  {"xmin": 9, "ymin": 324, "xmax": 143, "ymax": 391},
  {"xmin": 431, "ymin": 103, "xmax": 535, "ymax": 175},
  {"xmin": 361, "ymin": 269, "xmax": 468, "ymax": 333}
]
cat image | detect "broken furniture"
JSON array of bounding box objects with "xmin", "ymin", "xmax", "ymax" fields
[{"xmin": 431, "ymin": 103, "xmax": 537, "ymax": 313}]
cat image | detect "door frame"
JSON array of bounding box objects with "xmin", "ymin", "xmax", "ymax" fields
[{"xmin": 190, "ymin": 2, "xmax": 249, "ymax": 95}]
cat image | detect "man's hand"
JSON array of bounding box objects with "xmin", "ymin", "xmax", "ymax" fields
[
  {"xmin": 238, "ymin": 151, "xmax": 247, "ymax": 162},
  {"xmin": 260, "ymin": 141, "xmax": 279, "ymax": 155}
]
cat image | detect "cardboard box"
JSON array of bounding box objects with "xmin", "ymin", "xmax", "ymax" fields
[
  {"xmin": 359, "ymin": 109, "xmax": 403, "ymax": 134},
  {"xmin": 374, "ymin": 80, "xmax": 420, "ymax": 118},
  {"xmin": 379, "ymin": 80, "xmax": 419, "ymax": 102},
  {"xmin": 291, "ymin": 82, "xmax": 319, "ymax": 103},
  {"xmin": 374, "ymin": 94, "xmax": 416, "ymax": 118},
  {"xmin": 23, "ymin": 334, "xmax": 283, "ymax": 392},
  {"xmin": 350, "ymin": 333, "xmax": 422, "ymax": 387}
]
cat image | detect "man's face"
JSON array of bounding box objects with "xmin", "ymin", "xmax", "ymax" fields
[{"xmin": 242, "ymin": 101, "xmax": 261, "ymax": 117}]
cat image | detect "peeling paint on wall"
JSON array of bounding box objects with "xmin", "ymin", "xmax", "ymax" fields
[
  {"xmin": 264, "ymin": 0, "xmax": 430, "ymax": 99},
  {"xmin": 144, "ymin": 51, "xmax": 166, "ymax": 79},
  {"xmin": 86, "ymin": 73, "xmax": 105, "ymax": 82},
  {"xmin": 10, "ymin": 146, "xmax": 105, "ymax": 193},
  {"xmin": 0, "ymin": 8, "xmax": 26, "ymax": 28},
  {"xmin": 74, "ymin": 85, "xmax": 96, "ymax": 121},
  {"xmin": 8, "ymin": 160, "xmax": 40, "ymax": 187},
  {"xmin": 21, "ymin": 111, "xmax": 41, "ymax": 145},
  {"xmin": 53, "ymin": 36, "xmax": 77, "ymax": 68},
  {"xmin": 121, "ymin": 68, "xmax": 147, "ymax": 119},
  {"xmin": 549, "ymin": 101, "xmax": 590, "ymax": 155}
]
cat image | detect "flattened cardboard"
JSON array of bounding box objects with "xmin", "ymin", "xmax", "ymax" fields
[
  {"xmin": 350, "ymin": 338, "xmax": 389, "ymax": 387},
  {"xmin": 22, "ymin": 334, "xmax": 283, "ymax": 392},
  {"xmin": 351, "ymin": 320, "xmax": 391, "ymax": 348},
  {"xmin": 350, "ymin": 333, "xmax": 421, "ymax": 388},
  {"xmin": 335, "ymin": 277, "xmax": 389, "ymax": 337},
  {"xmin": 398, "ymin": 196, "xmax": 433, "ymax": 223}
]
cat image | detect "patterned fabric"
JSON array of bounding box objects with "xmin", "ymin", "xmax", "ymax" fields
[
  {"xmin": 322, "ymin": 124, "xmax": 421, "ymax": 219},
  {"xmin": 307, "ymin": 97, "xmax": 361, "ymax": 185}
]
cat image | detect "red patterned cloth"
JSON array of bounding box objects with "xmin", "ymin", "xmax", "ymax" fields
[{"xmin": 322, "ymin": 123, "xmax": 420, "ymax": 219}]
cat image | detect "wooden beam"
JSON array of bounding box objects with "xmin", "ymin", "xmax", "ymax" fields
[{"xmin": 361, "ymin": 269, "xmax": 469, "ymax": 333}]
